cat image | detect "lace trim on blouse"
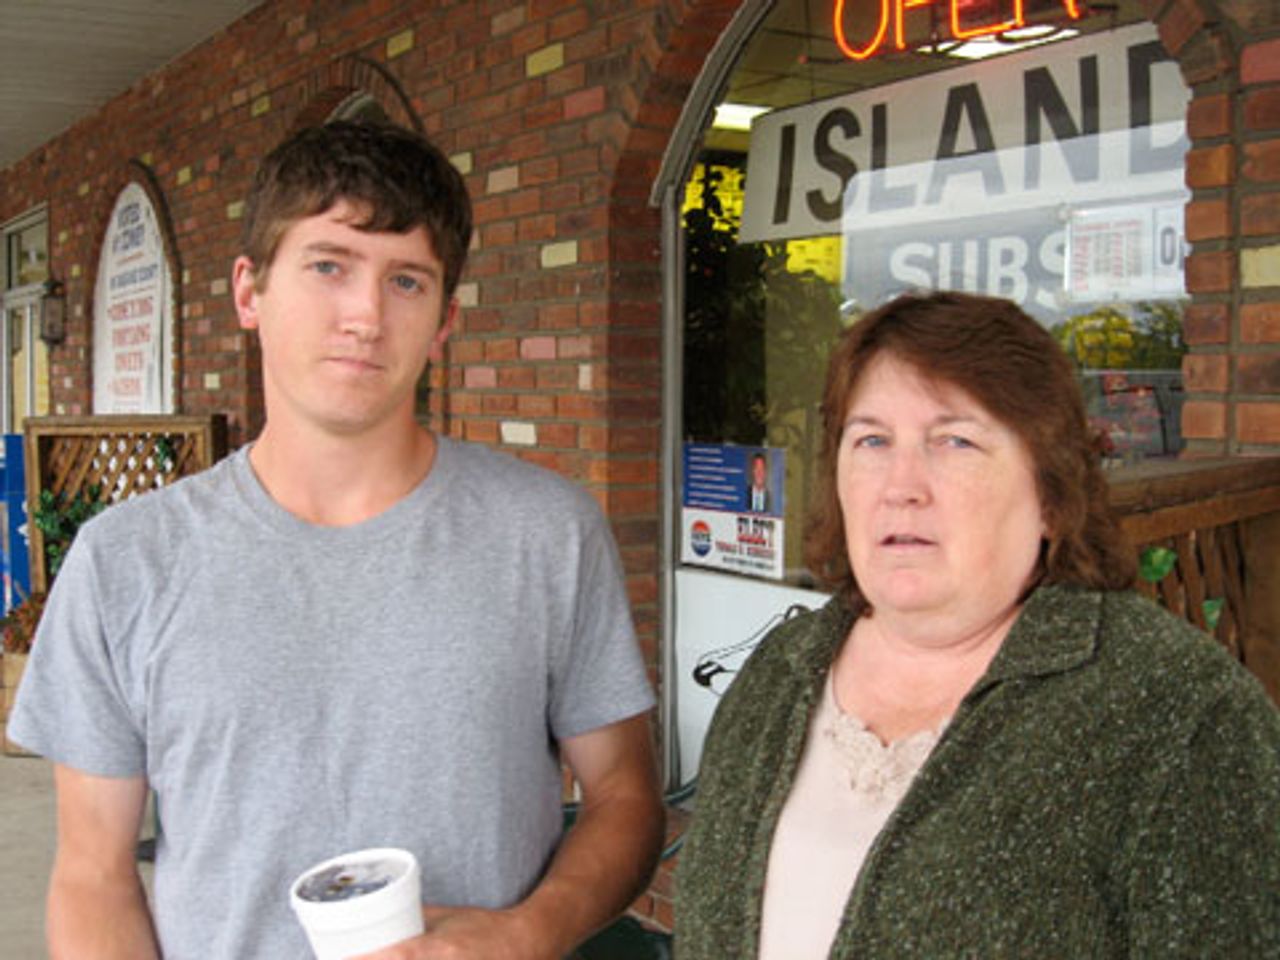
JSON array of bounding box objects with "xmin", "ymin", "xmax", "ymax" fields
[{"xmin": 821, "ymin": 673, "xmax": 948, "ymax": 807}]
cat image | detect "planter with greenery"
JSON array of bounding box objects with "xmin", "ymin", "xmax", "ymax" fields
[{"xmin": 2, "ymin": 589, "xmax": 46, "ymax": 756}]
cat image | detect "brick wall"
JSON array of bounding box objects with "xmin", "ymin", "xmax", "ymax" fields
[
  {"xmin": 4, "ymin": 0, "xmax": 1279, "ymax": 937},
  {"xmin": 1157, "ymin": 0, "xmax": 1280, "ymax": 455},
  {"xmin": 0, "ymin": 0, "xmax": 746, "ymax": 933}
]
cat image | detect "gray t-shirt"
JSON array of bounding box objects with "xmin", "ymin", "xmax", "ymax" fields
[{"xmin": 11, "ymin": 438, "xmax": 654, "ymax": 959}]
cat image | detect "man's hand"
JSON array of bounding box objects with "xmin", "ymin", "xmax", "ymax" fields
[
  {"xmin": 356, "ymin": 712, "xmax": 664, "ymax": 960},
  {"xmin": 353, "ymin": 904, "xmax": 542, "ymax": 960}
]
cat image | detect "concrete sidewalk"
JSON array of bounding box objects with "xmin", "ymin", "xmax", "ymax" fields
[{"xmin": 1, "ymin": 754, "xmax": 56, "ymax": 958}]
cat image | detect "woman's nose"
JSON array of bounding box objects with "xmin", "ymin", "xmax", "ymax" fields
[{"xmin": 883, "ymin": 445, "xmax": 930, "ymax": 505}]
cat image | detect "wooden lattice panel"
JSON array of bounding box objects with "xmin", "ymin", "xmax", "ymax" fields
[
  {"xmin": 1115, "ymin": 457, "xmax": 1280, "ymax": 672},
  {"xmin": 24, "ymin": 415, "xmax": 228, "ymax": 592},
  {"xmin": 1132, "ymin": 524, "xmax": 1247, "ymax": 657}
]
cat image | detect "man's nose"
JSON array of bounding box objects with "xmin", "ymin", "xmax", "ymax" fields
[{"xmin": 339, "ymin": 275, "xmax": 383, "ymax": 341}]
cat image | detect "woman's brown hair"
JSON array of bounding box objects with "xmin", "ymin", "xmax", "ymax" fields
[{"xmin": 804, "ymin": 291, "xmax": 1136, "ymax": 610}]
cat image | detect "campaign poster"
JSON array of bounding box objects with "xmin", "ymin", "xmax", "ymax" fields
[{"xmin": 681, "ymin": 442, "xmax": 786, "ymax": 580}]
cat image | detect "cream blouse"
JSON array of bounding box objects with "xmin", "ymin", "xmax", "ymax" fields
[{"xmin": 757, "ymin": 670, "xmax": 946, "ymax": 960}]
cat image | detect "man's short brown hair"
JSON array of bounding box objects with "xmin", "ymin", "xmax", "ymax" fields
[{"xmin": 241, "ymin": 121, "xmax": 473, "ymax": 295}]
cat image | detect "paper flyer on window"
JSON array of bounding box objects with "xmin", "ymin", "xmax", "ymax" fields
[{"xmin": 680, "ymin": 442, "xmax": 786, "ymax": 581}]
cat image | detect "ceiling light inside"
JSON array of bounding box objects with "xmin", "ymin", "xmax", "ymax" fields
[
  {"xmin": 943, "ymin": 25, "xmax": 1078, "ymax": 60},
  {"xmin": 713, "ymin": 102, "xmax": 770, "ymax": 131}
]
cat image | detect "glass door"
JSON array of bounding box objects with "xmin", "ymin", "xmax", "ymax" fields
[{"xmin": 2, "ymin": 286, "xmax": 49, "ymax": 433}]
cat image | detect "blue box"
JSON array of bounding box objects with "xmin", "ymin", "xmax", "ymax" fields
[{"xmin": 1, "ymin": 435, "xmax": 31, "ymax": 612}]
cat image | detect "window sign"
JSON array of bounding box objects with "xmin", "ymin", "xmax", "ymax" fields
[
  {"xmin": 93, "ymin": 182, "xmax": 174, "ymax": 414},
  {"xmin": 741, "ymin": 23, "xmax": 1186, "ymax": 243},
  {"xmin": 1066, "ymin": 199, "xmax": 1187, "ymax": 302},
  {"xmin": 672, "ymin": 569, "xmax": 828, "ymax": 781},
  {"xmin": 681, "ymin": 442, "xmax": 787, "ymax": 580}
]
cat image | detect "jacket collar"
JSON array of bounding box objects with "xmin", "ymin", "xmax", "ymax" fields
[
  {"xmin": 780, "ymin": 584, "xmax": 1101, "ymax": 694},
  {"xmin": 970, "ymin": 584, "xmax": 1101, "ymax": 694}
]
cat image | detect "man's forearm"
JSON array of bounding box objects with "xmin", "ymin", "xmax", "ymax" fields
[
  {"xmin": 509, "ymin": 787, "xmax": 665, "ymax": 956},
  {"xmin": 48, "ymin": 856, "xmax": 160, "ymax": 960}
]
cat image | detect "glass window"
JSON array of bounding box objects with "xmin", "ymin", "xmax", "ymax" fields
[
  {"xmin": 680, "ymin": 0, "xmax": 1189, "ymax": 588},
  {"xmin": 2, "ymin": 209, "xmax": 51, "ymax": 430}
]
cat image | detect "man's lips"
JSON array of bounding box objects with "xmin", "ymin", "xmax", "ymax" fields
[{"xmin": 326, "ymin": 355, "xmax": 383, "ymax": 371}]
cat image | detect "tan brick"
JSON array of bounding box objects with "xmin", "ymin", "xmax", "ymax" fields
[{"xmin": 1242, "ymin": 244, "xmax": 1280, "ymax": 287}]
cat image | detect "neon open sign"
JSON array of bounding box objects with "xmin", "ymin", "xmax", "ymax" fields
[{"xmin": 834, "ymin": 0, "xmax": 1084, "ymax": 60}]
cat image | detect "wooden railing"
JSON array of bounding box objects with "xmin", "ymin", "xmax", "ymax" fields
[
  {"xmin": 23, "ymin": 415, "xmax": 229, "ymax": 593},
  {"xmin": 1110, "ymin": 457, "xmax": 1280, "ymax": 704}
]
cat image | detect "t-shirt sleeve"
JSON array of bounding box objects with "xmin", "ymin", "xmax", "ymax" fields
[
  {"xmin": 7, "ymin": 531, "xmax": 147, "ymax": 777},
  {"xmin": 546, "ymin": 500, "xmax": 655, "ymax": 740}
]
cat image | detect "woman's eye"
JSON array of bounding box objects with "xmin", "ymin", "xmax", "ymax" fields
[
  {"xmin": 852, "ymin": 434, "xmax": 887, "ymax": 449},
  {"xmin": 310, "ymin": 260, "xmax": 340, "ymax": 276},
  {"xmin": 941, "ymin": 434, "xmax": 977, "ymax": 450}
]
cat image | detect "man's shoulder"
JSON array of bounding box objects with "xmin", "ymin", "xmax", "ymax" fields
[
  {"xmin": 75, "ymin": 448, "xmax": 243, "ymax": 541},
  {"xmin": 441, "ymin": 437, "xmax": 598, "ymax": 514}
]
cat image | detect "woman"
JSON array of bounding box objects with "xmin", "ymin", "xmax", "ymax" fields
[{"xmin": 676, "ymin": 292, "xmax": 1280, "ymax": 958}]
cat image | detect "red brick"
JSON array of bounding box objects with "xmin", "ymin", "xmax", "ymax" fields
[
  {"xmin": 1187, "ymin": 93, "xmax": 1232, "ymax": 140},
  {"xmin": 463, "ymin": 365, "xmax": 497, "ymax": 389},
  {"xmin": 1238, "ymin": 402, "xmax": 1280, "ymax": 443},
  {"xmin": 1182, "ymin": 401, "xmax": 1227, "ymax": 439},
  {"xmin": 483, "ymin": 338, "xmax": 519, "ymax": 362},
  {"xmin": 1245, "ymin": 88, "xmax": 1280, "ymax": 133},
  {"xmin": 481, "ymin": 393, "xmax": 518, "ymax": 415},
  {"xmin": 564, "ymin": 85, "xmax": 606, "ymax": 120},
  {"xmin": 1184, "ymin": 250, "xmax": 1235, "ymax": 293},
  {"xmin": 1244, "ymin": 139, "xmax": 1280, "ymax": 183},
  {"xmin": 1157, "ymin": 0, "xmax": 1207, "ymax": 55},
  {"xmin": 1242, "ymin": 38, "xmax": 1280, "ymax": 85},
  {"xmin": 520, "ymin": 336, "xmax": 557, "ymax": 360},
  {"xmin": 1185, "ymin": 144, "xmax": 1235, "ymax": 188},
  {"xmin": 516, "ymin": 394, "xmax": 556, "ymax": 418},
  {"xmin": 1185, "ymin": 198, "xmax": 1230, "ymax": 242},
  {"xmin": 537, "ymin": 422, "xmax": 579, "ymax": 448},
  {"xmin": 1183, "ymin": 303, "xmax": 1230, "ymax": 344},
  {"xmin": 1237, "ymin": 353, "xmax": 1280, "ymax": 393},
  {"xmin": 1182, "ymin": 353, "xmax": 1229, "ymax": 392},
  {"xmin": 1242, "ymin": 192, "xmax": 1280, "ymax": 236},
  {"xmin": 1242, "ymin": 303, "xmax": 1280, "ymax": 343}
]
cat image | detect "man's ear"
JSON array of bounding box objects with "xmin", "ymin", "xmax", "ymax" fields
[
  {"xmin": 232, "ymin": 256, "xmax": 262, "ymax": 331},
  {"xmin": 428, "ymin": 297, "xmax": 459, "ymax": 363}
]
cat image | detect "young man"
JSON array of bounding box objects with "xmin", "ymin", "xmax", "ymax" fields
[{"xmin": 11, "ymin": 121, "xmax": 664, "ymax": 959}]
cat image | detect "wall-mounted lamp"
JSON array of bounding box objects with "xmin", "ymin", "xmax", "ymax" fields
[{"xmin": 40, "ymin": 279, "xmax": 66, "ymax": 345}]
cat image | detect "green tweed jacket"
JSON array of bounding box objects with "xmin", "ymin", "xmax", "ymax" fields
[{"xmin": 675, "ymin": 585, "xmax": 1280, "ymax": 958}]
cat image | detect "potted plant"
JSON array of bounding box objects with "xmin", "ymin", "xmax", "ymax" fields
[{"xmin": 2, "ymin": 589, "xmax": 46, "ymax": 756}]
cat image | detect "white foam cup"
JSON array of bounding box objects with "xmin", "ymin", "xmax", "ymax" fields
[{"xmin": 289, "ymin": 847, "xmax": 424, "ymax": 959}]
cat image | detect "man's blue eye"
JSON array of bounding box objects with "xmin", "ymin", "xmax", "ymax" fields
[
  {"xmin": 392, "ymin": 275, "xmax": 422, "ymax": 293},
  {"xmin": 312, "ymin": 261, "xmax": 339, "ymax": 275},
  {"xmin": 854, "ymin": 435, "xmax": 887, "ymax": 448}
]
